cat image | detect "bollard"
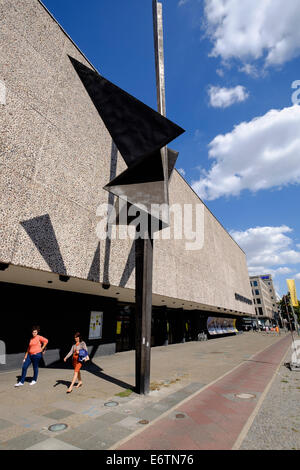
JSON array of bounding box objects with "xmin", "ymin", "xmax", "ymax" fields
[
  {"xmin": 0, "ymin": 80, "xmax": 6, "ymax": 105},
  {"xmin": 0, "ymin": 340, "xmax": 6, "ymax": 365}
]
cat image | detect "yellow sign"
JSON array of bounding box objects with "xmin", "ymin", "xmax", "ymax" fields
[
  {"xmin": 116, "ymin": 321, "xmax": 122, "ymax": 335},
  {"xmin": 286, "ymin": 279, "xmax": 299, "ymax": 307}
]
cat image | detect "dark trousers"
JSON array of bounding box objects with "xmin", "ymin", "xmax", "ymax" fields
[{"xmin": 20, "ymin": 353, "xmax": 42, "ymax": 383}]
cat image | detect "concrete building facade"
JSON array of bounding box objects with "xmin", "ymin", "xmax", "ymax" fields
[{"xmin": 0, "ymin": 0, "xmax": 255, "ymax": 370}]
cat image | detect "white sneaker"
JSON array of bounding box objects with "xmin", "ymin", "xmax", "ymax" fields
[
  {"xmin": 14, "ymin": 382, "xmax": 24, "ymax": 387},
  {"xmin": 29, "ymin": 380, "xmax": 37, "ymax": 386}
]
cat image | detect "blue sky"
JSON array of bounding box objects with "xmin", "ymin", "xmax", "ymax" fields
[{"xmin": 42, "ymin": 0, "xmax": 300, "ymax": 297}]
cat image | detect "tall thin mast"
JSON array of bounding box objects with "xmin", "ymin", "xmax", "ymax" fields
[{"xmin": 153, "ymin": 0, "xmax": 169, "ymax": 210}]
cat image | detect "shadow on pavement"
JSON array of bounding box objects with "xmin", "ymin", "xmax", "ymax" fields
[
  {"xmin": 47, "ymin": 357, "xmax": 135, "ymax": 392},
  {"xmin": 16, "ymin": 345, "xmax": 135, "ymax": 392},
  {"xmin": 53, "ymin": 379, "xmax": 71, "ymax": 389}
]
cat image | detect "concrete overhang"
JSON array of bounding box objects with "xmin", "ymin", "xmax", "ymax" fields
[{"xmin": 0, "ymin": 264, "xmax": 254, "ymax": 317}]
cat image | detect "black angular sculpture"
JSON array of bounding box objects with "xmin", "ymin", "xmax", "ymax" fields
[{"xmin": 69, "ymin": 56, "xmax": 184, "ymax": 220}]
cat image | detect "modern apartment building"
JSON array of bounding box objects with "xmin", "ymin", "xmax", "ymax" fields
[{"xmin": 250, "ymin": 274, "xmax": 279, "ymax": 321}]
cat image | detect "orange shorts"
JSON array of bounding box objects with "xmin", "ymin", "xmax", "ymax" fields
[{"xmin": 72, "ymin": 354, "xmax": 82, "ymax": 373}]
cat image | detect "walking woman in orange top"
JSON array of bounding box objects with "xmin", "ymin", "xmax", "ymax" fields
[
  {"xmin": 64, "ymin": 332, "xmax": 89, "ymax": 394},
  {"xmin": 14, "ymin": 326, "xmax": 48, "ymax": 387}
]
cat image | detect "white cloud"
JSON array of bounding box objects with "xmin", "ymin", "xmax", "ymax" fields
[
  {"xmin": 177, "ymin": 168, "xmax": 186, "ymax": 176},
  {"xmin": 230, "ymin": 226, "xmax": 300, "ymax": 277},
  {"xmin": 275, "ymin": 267, "xmax": 293, "ymax": 275},
  {"xmin": 208, "ymin": 85, "xmax": 249, "ymax": 108},
  {"xmin": 238, "ymin": 64, "xmax": 259, "ymax": 78},
  {"xmin": 192, "ymin": 105, "xmax": 300, "ymax": 200},
  {"xmin": 216, "ymin": 68, "xmax": 224, "ymax": 77},
  {"xmin": 248, "ymin": 266, "xmax": 292, "ymax": 278},
  {"xmin": 295, "ymin": 273, "xmax": 300, "ymax": 280},
  {"xmin": 204, "ymin": 0, "xmax": 300, "ymax": 69},
  {"xmin": 178, "ymin": 0, "xmax": 190, "ymax": 6}
]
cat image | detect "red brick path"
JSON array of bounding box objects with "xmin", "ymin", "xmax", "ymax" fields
[{"xmin": 117, "ymin": 335, "xmax": 291, "ymax": 450}]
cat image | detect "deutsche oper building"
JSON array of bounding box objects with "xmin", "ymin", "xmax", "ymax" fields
[{"xmin": 0, "ymin": 1, "xmax": 255, "ymax": 371}]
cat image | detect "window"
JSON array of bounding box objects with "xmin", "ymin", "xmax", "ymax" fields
[
  {"xmin": 257, "ymin": 298, "xmax": 261, "ymax": 304},
  {"xmin": 253, "ymin": 281, "xmax": 258, "ymax": 286},
  {"xmin": 258, "ymin": 307, "xmax": 263, "ymax": 315},
  {"xmin": 255, "ymin": 289, "xmax": 259, "ymax": 295}
]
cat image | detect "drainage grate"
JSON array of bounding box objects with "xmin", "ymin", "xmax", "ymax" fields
[
  {"xmin": 48, "ymin": 423, "xmax": 68, "ymax": 432},
  {"xmin": 175, "ymin": 413, "xmax": 186, "ymax": 419},
  {"xmin": 235, "ymin": 393, "xmax": 256, "ymax": 399},
  {"xmin": 138, "ymin": 420, "xmax": 149, "ymax": 425},
  {"xmin": 104, "ymin": 401, "xmax": 119, "ymax": 407}
]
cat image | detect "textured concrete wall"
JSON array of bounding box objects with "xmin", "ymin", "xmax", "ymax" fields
[{"xmin": 0, "ymin": 0, "xmax": 254, "ymax": 315}]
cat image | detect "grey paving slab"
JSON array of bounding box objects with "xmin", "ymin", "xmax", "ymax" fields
[
  {"xmin": 13, "ymin": 415, "xmax": 56, "ymax": 432},
  {"xmin": 166, "ymin": 391, "xmax": 190, "ymax": 402},
  {"xmin": 26, "ymin": 437, "xmax": 81, "ymax": 450},
  {"xmin": 81, "ymin": 398, "xmax": 107, "ymax": 407},
  {"xmin": 0, "ymin": 418, "xmax": 14, "ymax": 430},
  {"xmin": 156, "ymin": 396, "xmax": 183, "ymax": 408},
  {"xmin": 95, "ymin": 423, "xmax": 133, "ymax": 442},
  {"xmin": 72, "ymin": 435, "xmax": 109, "ymax": 450},
  {"xmin": 54, "ymin": 428, "xmax": 94, "ymax": 448},
  {"xmin": 134, "ymin": 407, "xmax": 163, "ymax": 422},
  {"xmin": 53, "ymin": 399, "xmax": 98, "ymax": 414},
  {"xmin": 79, "ymin": 424, "xmax": 133, "ymax": 450},
  {"xmin": 80, "ymin": 405, "xmax": 109, "ymax": 418},
  {"xmin": 151, "ymin": 403, "xmax": 170, "ymax": 412},
  {"xmin": 70, "ymin": 417, "xmax": 111, "ymax": 435},
  {"xmin": 0, "ymin": 431, "xmax": 48, "ymax": 450},
  {"xmin": 182, "ymin": 382, "xmax": 205, "ymax": 394},
  {"xmin": 43, "ymin": 409, "xmax": 74, "ymax": 420},
  {"xmin": 94, "ymin": 411, "xmax": 126, "ymax": 425},
  {"xmin": 117, "ymin": 416, "xmax": 147, "ymax": 431},
  {"xmin": 55, "ymin": 424, "xmax": 131, "ymax": 451}
]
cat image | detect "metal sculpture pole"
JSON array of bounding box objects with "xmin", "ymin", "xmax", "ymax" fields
[
  {"xmin": 135, "ymin": 228, "xmax": 153, "ymax": 394},
  {"xmin": 153, "ymin": 0, "xmax": 168, "ymax": 185},
  {"xmin": 135, "ymin": 1, "xmax": 169, "ymax": 395}
]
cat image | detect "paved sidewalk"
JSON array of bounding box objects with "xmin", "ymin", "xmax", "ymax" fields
[
  {"xmin": 0, "ymin": 332, "xmax": 293, "ymax": 450},
  {"xmin": 116, "ymin": 334, "xmax": 291, "ymax": 450}
]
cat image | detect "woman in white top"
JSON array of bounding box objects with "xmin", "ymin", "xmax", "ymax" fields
[{"xmin": 64, "ymin": 332, "xmax": 89, "ymax": 394}]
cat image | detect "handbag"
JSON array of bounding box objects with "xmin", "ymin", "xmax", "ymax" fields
[{"xmin": 78, "ymin": 349, "xmax": 89, "ymax": 363}]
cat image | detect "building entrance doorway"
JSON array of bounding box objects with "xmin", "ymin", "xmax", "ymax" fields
[{"xmin": 115, "ymin": 304, "xmax": 135, "ymax": 353}]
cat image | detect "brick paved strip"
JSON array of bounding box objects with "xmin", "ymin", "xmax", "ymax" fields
[{"xmin": 117, "ymin": 335, "xmax": 292, "ymax": 450}]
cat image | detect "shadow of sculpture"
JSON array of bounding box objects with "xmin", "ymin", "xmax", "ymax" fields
[
  {"xmin": 119, "ymin": 240, "xmax": 135, "ymax": 288},
  {"xmin": 102, "ymin": 141, "xmax": 118, "ymax": 287},
  {"xmin": 85, "ymin": 360, "xmax": 134, "ymax": 391},
  {"xmin": 48, "ymin": 352, "xmax": 134, "ymax": 392},
  {"xmin": 20, "ymin": 214, "xmax": 67, "ymax": 274},
  {"xmin": 87, "ymin": 242, "xmax": 100, "ymax": 282},
  {"xmin": 53, "ymin": 379, "xmax": 72, "ymax": 389}
]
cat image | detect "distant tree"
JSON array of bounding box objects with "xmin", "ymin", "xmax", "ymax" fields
[{"xmin": 294, "ymin": 302, "xmax": 300, "ymax": 322}]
